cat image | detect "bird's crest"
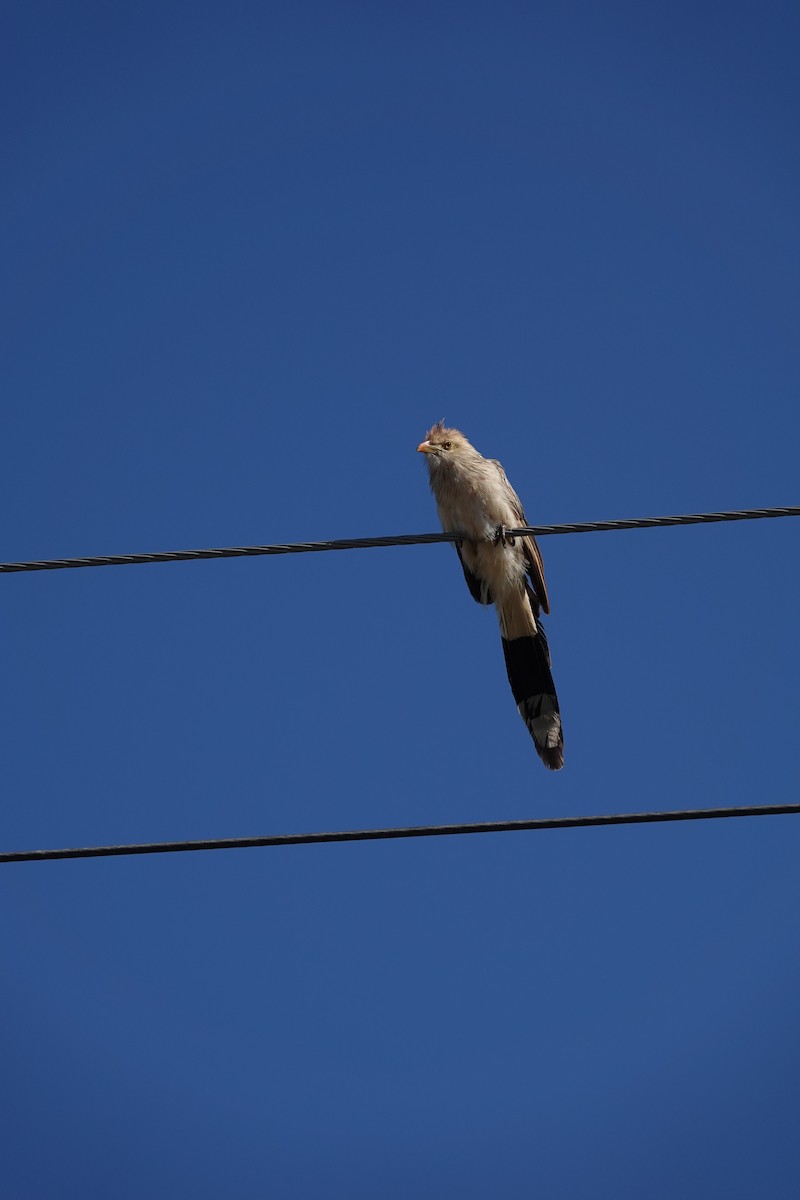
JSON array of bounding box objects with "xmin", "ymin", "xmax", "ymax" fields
[{"xmin": 425, "ymin": 419, "xmax": 468, "ymax": 446}]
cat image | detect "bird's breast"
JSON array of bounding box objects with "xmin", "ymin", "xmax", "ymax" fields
[{"xmin": 460, "ymin": 538, "xmax": 526, "ymax": 603}]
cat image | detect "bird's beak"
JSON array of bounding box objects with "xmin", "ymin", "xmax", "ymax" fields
[{"xmin": 417, "ymin": 440, "xmax": 432, "ymax": 453}]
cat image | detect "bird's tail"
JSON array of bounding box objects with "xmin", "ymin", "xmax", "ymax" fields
[{"xmin": 497, "ymin": 589, "xmax": 564, "ymax": 770}]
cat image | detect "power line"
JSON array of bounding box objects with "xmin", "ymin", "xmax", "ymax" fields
[
  {"xmin": 3, "ymin": 802, "xmax": 799, "ymax": 864},
  {"xmin": 1, "ymin": 505, "xmax": 797, "ymax": 576}
]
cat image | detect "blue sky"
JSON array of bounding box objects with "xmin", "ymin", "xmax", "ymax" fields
[{"xmin": 2, "ymin": 2, "xmax": 799, "ymax": 1195}]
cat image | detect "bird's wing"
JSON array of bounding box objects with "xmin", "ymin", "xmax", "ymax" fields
[
  {"xmin": 455, "ymin": 542, "xmax": 493, "ymax": 605},
  {"xmin": 490, "ymin": 459, "xmax": 550, "ymax": 615}
]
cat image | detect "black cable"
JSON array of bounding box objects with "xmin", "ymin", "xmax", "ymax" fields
[
  {"xmin": 1, "ymin": 506, "xmax": 797, "ymax": 575},
  {"xmin": 3, "ymin": 802, "xmax": 799, "ymax": 864}
]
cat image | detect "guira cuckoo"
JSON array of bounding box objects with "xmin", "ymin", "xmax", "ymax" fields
[{"xmin": 418, "ymin": 422, "xmax": 563, "ymax": 769}]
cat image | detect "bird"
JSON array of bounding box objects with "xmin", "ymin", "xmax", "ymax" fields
[{"xmin": 417, "ymin": 421, "xmax": 563, "ymax": 770}]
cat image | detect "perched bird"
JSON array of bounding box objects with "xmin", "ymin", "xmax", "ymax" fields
[{"xmin": 418, "ymin": 422, "xmax": 563, "ymax": 769}]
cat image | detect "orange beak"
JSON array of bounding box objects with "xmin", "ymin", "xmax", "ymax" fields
[{"xmin": 416, "ymin": 440, "xmax": 433, "ymax": 453}]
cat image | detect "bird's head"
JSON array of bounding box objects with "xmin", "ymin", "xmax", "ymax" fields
[{"xmin": 416, "ymin": 422, "xmax": 474, "ymax": 468}]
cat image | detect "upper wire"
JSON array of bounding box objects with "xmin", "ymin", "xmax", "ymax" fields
[{"xmin": 1, "ymin": 505, "xmax": 798, "ymax": 575}]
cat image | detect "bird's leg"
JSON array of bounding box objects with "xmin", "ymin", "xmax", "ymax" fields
[{"xmin": 493, "ymin": 524, "xmax": 516, "ymax": 547}]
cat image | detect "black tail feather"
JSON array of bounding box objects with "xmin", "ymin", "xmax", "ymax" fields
[{"xmin": 501, "ymin": 627, "xmax": 564, "ymax": 770}]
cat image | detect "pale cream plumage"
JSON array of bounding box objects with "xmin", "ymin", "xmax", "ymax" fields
[{"xmin": 418, "ymin": 422, "xmax": 563, "ymax": 770}]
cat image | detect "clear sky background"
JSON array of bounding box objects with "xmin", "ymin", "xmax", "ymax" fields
[{"xmin": 2, "ymin": 2, "xmax": 799, "ymax": 1196}]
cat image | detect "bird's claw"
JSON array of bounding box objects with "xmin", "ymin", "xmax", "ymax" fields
[{"xmin": 494, "ymin": 524, "xmax": 516, "ymax": 547}]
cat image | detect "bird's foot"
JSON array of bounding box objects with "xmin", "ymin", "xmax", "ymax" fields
[{"xmin": 494, "ymin": 524, "xmax": 516, "ymax": 547}]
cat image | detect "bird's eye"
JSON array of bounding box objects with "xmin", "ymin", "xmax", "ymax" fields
[{"xmin": 442, "ymin": 441, "xmax": 451, "ymax": 450}]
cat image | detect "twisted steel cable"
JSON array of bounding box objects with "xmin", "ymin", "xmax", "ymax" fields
[{"xmin": 1, "ymin": 506, "xmax": 798, "ymax": 575}]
